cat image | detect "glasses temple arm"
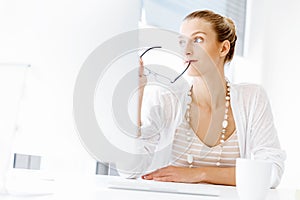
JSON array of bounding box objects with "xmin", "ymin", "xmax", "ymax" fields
[
  {"xmin": 171, "ymin": 62, "xmax": 191, "ymax": 83},
  {"xmin": 139, "ymin": 46, "xmax": 162, "ymax": 58}
]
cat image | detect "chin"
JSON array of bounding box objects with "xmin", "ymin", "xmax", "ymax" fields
[{"xmin": 187, "ymin": 68, "xmax": 201, "ymax": 76}]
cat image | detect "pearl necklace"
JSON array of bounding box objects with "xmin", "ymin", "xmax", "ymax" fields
[{"xmin": 185, "ymin": 81, "xmax": 231, "ymax": 168}]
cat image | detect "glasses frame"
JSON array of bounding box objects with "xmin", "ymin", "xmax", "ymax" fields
[{"xmin": 139, "ymin": 46, "xmax": 190, "ymax": 84}]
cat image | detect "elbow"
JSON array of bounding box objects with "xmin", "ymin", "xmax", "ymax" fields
[{"xmin": 270, "ymin": 162, "xmax": 285, "ymax": 188}]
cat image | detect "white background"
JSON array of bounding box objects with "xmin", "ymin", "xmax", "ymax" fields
[
  {"xmin": 232, "ymin": 0, "xmax": 300, "ymax": 189},
  {"xmin": 0, "ymin": 0, "xmax": 299, "ymax": 189},
  {"xmin": 0, "ymin": 0, "xmax": 141, "ymax": 177}
]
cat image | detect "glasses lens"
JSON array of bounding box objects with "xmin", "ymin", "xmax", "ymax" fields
[
  {"xmin": 143, "ymin": 67, "xmax": 151, "ymax": 76},
  {"xmin": 154, "ymin": 74, "xmax": 171, "ymax": 86},
  {"xmin": 140, "ymin": 46, "xmax": 188, "ymax": 84},
  {"xmin": 178, "ymin": 38, "xmax": 187, "ymax": 48}
]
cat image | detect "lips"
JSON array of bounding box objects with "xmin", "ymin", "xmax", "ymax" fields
[{"xmin": 184, "ymin": 60, "xmax": 198, "ymax": 64}]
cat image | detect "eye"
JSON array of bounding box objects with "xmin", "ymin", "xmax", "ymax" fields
[
  {"xmin": 194, "ymin": 37, "xmax": 203, "ymax": 43},
  {"xmin": 178, "ymin": 39, "xmax": 187, "ymax": 47}
]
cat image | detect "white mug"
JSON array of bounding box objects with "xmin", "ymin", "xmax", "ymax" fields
[{"xmin": 236, "ymin": 158, "xmax": 272, "ymax": 200}]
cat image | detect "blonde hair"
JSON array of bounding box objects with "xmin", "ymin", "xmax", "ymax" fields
[{"xmin": 184, "ymin": 10, "xmax": 237, "ymax": 62}]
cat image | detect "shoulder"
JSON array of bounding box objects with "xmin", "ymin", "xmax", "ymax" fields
[
  {"xmin": 231, "ymin": 83, "xmax": 268, "ymax": 99},
  {"xmin": 231, "ymin": 83, "xmax": 264, "ymax": 93},
  {"xmin": 231, "ymin": 83, "xmax": 270, "ymax": 111}
]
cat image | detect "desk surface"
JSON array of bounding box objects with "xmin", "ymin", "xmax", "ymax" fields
[{"xmin": 0, "ymin": 174, "xmax": 298, "ymax": 200}]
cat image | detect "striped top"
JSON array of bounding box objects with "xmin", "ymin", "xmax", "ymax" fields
[{"xmin": 171, "ymin": 120, "xmax": 240, "ymax": 167}]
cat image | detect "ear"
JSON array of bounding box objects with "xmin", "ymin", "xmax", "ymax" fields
[{"xmin": 219, "ymin": 40, "xmax": 230, "ymax": 58}]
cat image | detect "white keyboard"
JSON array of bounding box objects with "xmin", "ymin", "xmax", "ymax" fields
[{"xmin": 107, "ymin": 179, "xmax": 220, "ymax": 197}]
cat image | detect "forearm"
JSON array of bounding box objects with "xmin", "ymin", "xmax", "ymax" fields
[
  {"xmin": 137, "ymin": 88, "xmax": 144, "ymax": 137},
  {"xmin": 199, "ymin": 167, "xmax": 236, "ymax": 186},
  {"xmin": 137, "ymin": 59, "xmax": 146, "ymax": 137}
]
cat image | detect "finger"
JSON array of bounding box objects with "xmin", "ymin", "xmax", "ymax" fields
[
  {"xmin": 139, "ymin": 58, "xmax": 143, "ymax": 66},
  {"xmin": 139, "ymin": 59, "xmax": 144, "ymax": 77},
  {"xmin": 142, "ymin": 170, "xmax": 158, "ymax": 178},
  {"xmin": 142, "ymin": 169, "xmax": 157, "ymax": 178},
  {"xmin": 142, "ymin": 165, "xmax": 173, "ymax": 178},
  {"xmin": 142, "ymin": 170, "xmax": 162, "ymax": 180},
  {"xmin": 142, "ymin": 172, "xmax": 166, "ymax": 180},
  {"xmin": 149, "ymin": 168, "xmax": 170, "ymax": 178},
  {"xmin": 153, "ymin": 176, "xmax": 174, "ymax": 182},
  {"xmin": 142, "ymin": 174, "xmax": 153, "ymax": 180},
  {"xmin": 150, "ymin": 169, "xmax": 165, "ymax": 177}
]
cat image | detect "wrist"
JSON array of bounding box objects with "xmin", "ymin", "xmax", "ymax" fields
[
  {"xmin": 201, "ymin": 167, "xmax": 209, "ymax": 183},
  {"xmin": 195, "ymin": 167, "xmax": 209, "ymax": 183}
]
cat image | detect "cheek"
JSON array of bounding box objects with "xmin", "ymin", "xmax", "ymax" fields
[
  {"xmin": 195, "ymin": 43, "xmax": 220, "ymax": 60},
  {"xmin": 194, "ymin": 45, "xmax": 210, "ymax": 59},
  {"xmin": 197, "ymin": 48, "xmax": 220, "ymax": 68},
  {"xmin": 206, "ymin": 44, "xmax": 222, "ymax": 59},
  {"xmin": 209, "ymin": 49, "xmax": 220, "ymax": 60}
]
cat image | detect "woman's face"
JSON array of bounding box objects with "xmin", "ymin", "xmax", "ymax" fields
[{"xmin": 180, "ymin": 18, "xmax": 225, "ymax": 76}]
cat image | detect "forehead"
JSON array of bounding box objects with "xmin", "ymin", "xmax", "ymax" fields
[{"xmin": 180, "ymin": 18, "xmax": 216, "ymax": 38}]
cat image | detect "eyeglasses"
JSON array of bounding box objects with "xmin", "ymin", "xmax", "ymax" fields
[{"xmin": 140, "ymin": 46, "xmax": 190, "ymax": 85}]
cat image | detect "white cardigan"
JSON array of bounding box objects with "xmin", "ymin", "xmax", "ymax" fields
[{"xmin": 128, "ymin": 83, "xmax": 285, "ymax": 188}]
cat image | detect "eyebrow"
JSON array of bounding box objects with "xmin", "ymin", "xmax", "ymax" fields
[
  {"xmin": 191, "ymin": 31, "xmax": 207, "ymax": 36},
  {"xmin": 178, "ymin": 31, "xmax": 207, "ymax": 39}
]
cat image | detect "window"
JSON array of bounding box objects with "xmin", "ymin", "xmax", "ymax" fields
[{"xmin": 141, "ymin": 0, "xmax": 247, "ymax": 56}]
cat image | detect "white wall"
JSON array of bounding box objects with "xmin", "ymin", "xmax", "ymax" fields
[
  {"xmin": 1, "ymin": 0, "xmax": 299, "ymax": 188},
  {"xmin": 0, "ymin": 0, "xmax": 141, "ymax": 177},
  {"xmin": 232, "ymin": 0, "xmax": 300, "ymax": 189}
]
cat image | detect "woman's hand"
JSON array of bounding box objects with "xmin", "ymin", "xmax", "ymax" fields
[
  {"xmin": 137, "ymin": 58, "xmax": 147, "ymax": 136},
  {"xmin": 142, "ymin": 165, "xmax": 236, "ymax": 186},
  {"xmin": 141, "ymin": 166, "xmax": 206, "ymax": 183},
  {"xmin": 139, "ymin": 58, "xmax": 147, "ymax": 89}
]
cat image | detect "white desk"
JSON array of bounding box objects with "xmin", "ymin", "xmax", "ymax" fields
[{"xmin": 0, "ymin": 174, "xmax": 298, "ymax": 200}]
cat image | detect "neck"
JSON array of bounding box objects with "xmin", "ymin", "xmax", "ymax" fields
[{"xmin": 191, "ymin": 74, "xmax": 227, "ymax": 110}]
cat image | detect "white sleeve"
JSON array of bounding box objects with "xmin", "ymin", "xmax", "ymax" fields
[
  {"xmin": 118, "ymin": 88, "xmax": 166, "ymax": 178},
  {"xmin": 250, "ymin": 86, "xmax": 286, "ymax": 188}
]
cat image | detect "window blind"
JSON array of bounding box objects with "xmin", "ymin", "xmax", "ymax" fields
[{"xmin": 142, "ymin": 0, "xmax": 247, "ymax": 56}]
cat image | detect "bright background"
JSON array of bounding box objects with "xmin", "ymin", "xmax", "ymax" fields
[{"xmin": 0, "ymin": 0, "xmax": 299, "ymax": 189}]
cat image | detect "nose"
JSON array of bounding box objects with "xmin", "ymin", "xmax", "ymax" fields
[
  {"xmin": 183, "ymin": 40, "xmax": 193, "ymax": 56},
  {"xmin": 185, "ymin": 45, "xmax": 193, "ymax": 56}
]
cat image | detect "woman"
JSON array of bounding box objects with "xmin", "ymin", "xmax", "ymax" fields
[{"xmin": 137, "ymin": 10, "xmax": 285, "ymax": 187}]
